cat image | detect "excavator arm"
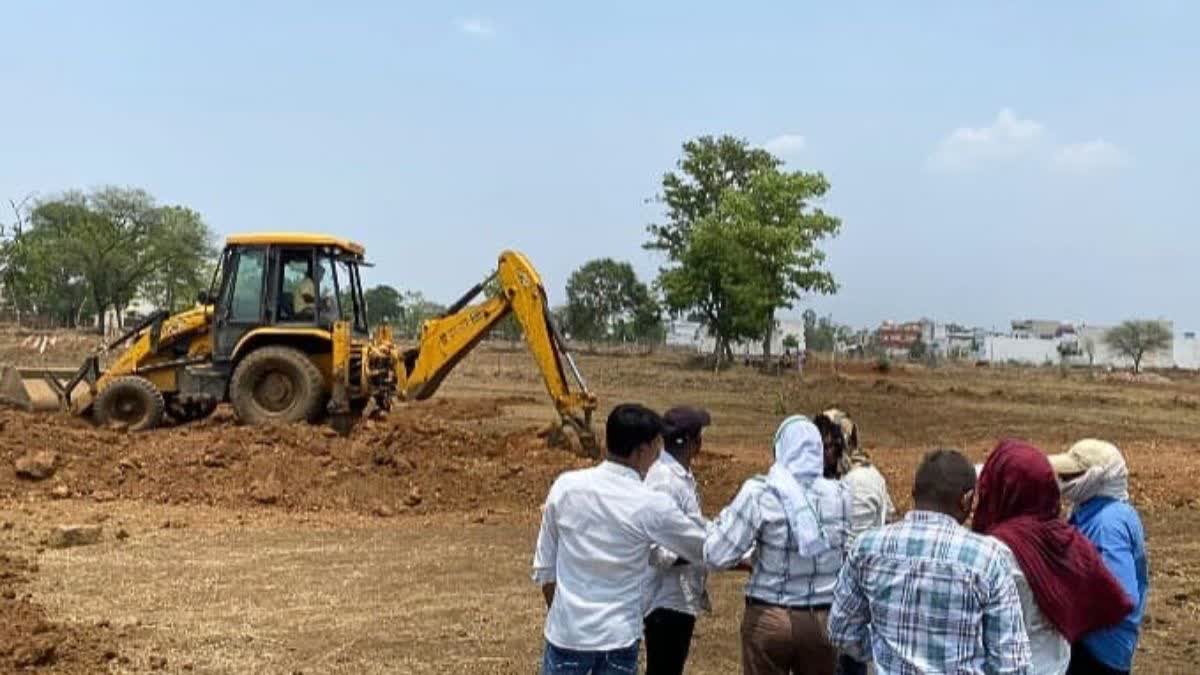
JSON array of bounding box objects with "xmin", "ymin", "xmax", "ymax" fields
[{"xmin": 399, "ymin": 251, "xmax": 598, "ymax": 454}]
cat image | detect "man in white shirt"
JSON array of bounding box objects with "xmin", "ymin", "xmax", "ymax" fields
[
  {"xmin": 533, "ymin": 404, "xmax": 708, "ymax": 675},
  {"xmin": 643, "ymin": 406, "xmax": 712, "ymax": 675}
]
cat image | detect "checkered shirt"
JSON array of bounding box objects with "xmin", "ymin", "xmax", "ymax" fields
[
  {"xmin": 828, "ymin": 510, "xmax": 1032, "ymax": 675},
  {"xmin": 704, "ymin": 475, "xmax": 851, "ymax": 606}
]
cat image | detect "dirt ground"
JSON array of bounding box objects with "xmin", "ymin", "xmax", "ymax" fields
[{"xmin": 2, "ymin": 334, "xmax": 1200, "ymax": 672}]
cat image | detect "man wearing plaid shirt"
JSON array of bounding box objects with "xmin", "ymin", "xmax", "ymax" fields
[
  {"xmin": 705, "ymin": 416, "xmax": 852, "ymax": 674},
  {"xmin": 828, "ymin": 449, "xmax": 1032, "ymax": 675}
]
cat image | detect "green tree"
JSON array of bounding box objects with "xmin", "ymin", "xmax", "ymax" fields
[
  {"xmin": 396, "ymin": 291, "xmax": 447, "ymax": 339},
  {"xmin": 647, "ymin": 135, "xmax": 840, "ymax": 363},
  {"xmin": 803, "ymin": 310, "xmax": 844, "ymax": 352},
  {"xmin": 564, "ymin": 258, "xmax": 662, "ymax": 343},
  {"xmin": 6, "ymin": 197, "xmax": 97, "ymax": 326},
  {"xmin": 140, "ymin": 206, "xmax": 218, "ymax": 312},
  {"xmin": 1104, "ymin": 320, "xmax": 1172, "ymax": 374},
  {"xmin": 647, "ymin": 135, "xmax": 777, "ymax": 258},
  {"xmin": 3, "ymin": 188, "xmax": 217, "ymax": 330},
  {"xmin": 656, "ymin": 216, "xmax": 775, "ymax": 359},
  {"xmin": 363, "ymin": 284, "xmax": 404, "ymax": 326}
]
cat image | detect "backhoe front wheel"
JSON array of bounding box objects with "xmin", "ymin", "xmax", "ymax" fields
[
  {"xmin": 94, "ymin": 376, "xmax": 166, "ymax": 431},
  {"xmin": 230, "ymin": 346, "xmax": 325, "ymax": 425}
]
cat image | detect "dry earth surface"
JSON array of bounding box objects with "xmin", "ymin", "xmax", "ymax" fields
[{"xmin": 2, "ymin": 327, "xmax": 1199, "ymax": 673}]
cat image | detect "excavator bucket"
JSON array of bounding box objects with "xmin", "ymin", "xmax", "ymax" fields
[
  {"xmin": 0, "ymin": 364, "xmax": 33, "ymax": 411},
  {"xmin": 540, "ymin": 415, "xmax": 601, "ymax": 459}
]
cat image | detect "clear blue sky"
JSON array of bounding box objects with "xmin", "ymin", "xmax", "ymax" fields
[{"xmin": 2, "ymin": 2, "xmax": 1196, "ymax": 331}]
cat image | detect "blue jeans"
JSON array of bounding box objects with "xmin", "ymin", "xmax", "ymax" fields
[{"xmin": 541, "ymin": 640, "xmax": 640, "ymax": 674}]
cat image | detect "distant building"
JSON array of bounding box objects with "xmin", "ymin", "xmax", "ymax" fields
[
  {"xmin": 1012, "ymin": 319, "xmax": 1068, "ymax": 340},
  {"xmin": 877, "ymin": 321, "xmax": 924, "ymax": 356},
  {"xmin": 941, "ymin": 326, "xmax": 982, "ymax": 358},
  {"xmin": 1177, "ymin": 333, "xmax": 1199, "ymax": 370},
  {"xmin": 665, "ymin": 317, "xmax": 806, "ymax": 358},
  {"xmin": 981, "ymin": 319, "xmax": 1182, "ymax": 369}
]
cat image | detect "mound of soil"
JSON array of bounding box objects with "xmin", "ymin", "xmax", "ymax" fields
[
  {"xmin": 0, "ymin": 397, "xmax": 590, "ymax": 517},
  {"xmin": 0, "ymin": 553, "xmax": 121, "ymax": 672}
]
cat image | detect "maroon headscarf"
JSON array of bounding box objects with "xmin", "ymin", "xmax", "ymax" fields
[{"xmin": 973, "ymin": 439, "xmax": 1133, "ymax": 642}]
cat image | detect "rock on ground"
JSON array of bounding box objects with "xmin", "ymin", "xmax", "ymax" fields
[
  {"xmin": 48, "ymin": 525, "xmax": 103, "ymax": 549},
  {"xmin": 14, "ymin": 451, "xmax": 58, "ymax": 481}
]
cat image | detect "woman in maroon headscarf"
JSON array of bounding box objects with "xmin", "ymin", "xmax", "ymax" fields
[{"xmin": 973, "ymin": 440, "xmax": 1134, "ymax": 675}]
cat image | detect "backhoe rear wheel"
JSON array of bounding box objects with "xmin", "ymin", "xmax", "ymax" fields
[
  {"xmin": 94, "ymin": 376, "xmax": 165, "ymax": 431},
  {"xmin": 230, "ymin": 346, "xmax": 324, "ymax": 425}
]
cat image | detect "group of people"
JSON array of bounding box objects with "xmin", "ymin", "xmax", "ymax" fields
[{"xmin": 532, "ymin": 403, "xmax": 1149, "ymax": 675}]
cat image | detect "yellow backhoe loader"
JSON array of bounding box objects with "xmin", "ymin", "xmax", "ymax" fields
[{"xmin": 0, "ymin": 233, "xmax": 598, "ymax": 454}]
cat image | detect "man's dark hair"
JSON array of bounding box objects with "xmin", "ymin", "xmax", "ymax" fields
[
  {"xmin": 813, "ymin": 414, "xmax": 846, "ymax": 458},
  {"xmin": 606, "ymin": 404, "xmax": 663, "ymax": 458},
  {"xmin": 913, "ymin": 449, "xmax": 976, "ymax": 506},
  {"xmin": 663, "ymin": 428, "xmax": 695, "ymax": 455}
]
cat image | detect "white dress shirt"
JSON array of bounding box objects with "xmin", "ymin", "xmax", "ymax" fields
[
  {"xmin": 1000, "ymin": 544, "xmax": 1071, "ymax": 675},
  {"xmin": 842, "ymin": 464, "xmax": 897, "ymax": 544},
  {"xmin": 644, "ymin": 452, "xmax": 710, "ymax": 617},
  {"xmin": 532, "ymin": 461, "xmax": 707, "ymax": 651}
]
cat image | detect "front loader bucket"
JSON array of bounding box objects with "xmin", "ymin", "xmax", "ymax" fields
[
  {"xmin": 0, "ymin": 364, "xmax": 94, "ymax": 413},
  {"xmin": 0, "ymin": 364, "xmax": 34, "ymax": 412}
]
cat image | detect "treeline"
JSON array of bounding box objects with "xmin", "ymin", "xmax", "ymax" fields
[
  {"xmin": 3, "ymin": 134, "xmax": 842, "ymax": 361},
  {"xmin": 1, "ymin": 187, "xmax": 216, "ymax": 332},
  {"xmin": 361, "ymin": 258, "xmax": 664, "ymax": 345}
]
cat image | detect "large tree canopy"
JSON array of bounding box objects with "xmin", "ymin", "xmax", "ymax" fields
[
  {"xmin": 363, "ymin": 284, "xmax": 404, "ymax": 327},
  {"xmin": 1, "ymin": 187, "xmax": 218, "ymax": 330},
  {"xmin": 564, "ymin": 258, "xmax": 662, "ymax": 343},
  {"xmin": 647, "ymin": 135, "xmax": 841, "ymax": 361},
  {"xmin": 140, "ymin": 206, "xmax": 218, "ymax": 313}
]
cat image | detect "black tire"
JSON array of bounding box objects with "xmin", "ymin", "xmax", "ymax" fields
[
  {"xmin": 94, "ymin": 376, "xmax": 165, "ymax": 431},
  {"xmin": 229, "ymin": 346, "xmax": 325, "ymax": 425}
]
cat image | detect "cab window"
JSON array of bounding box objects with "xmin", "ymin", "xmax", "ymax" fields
[
  {"xmin": 315, "ymin": 254, "xmax": 339, "ymax": 325},
  {"xmin": 226, "ymin": 248, "xmax": 266, "ymax": 322},
  {"xmin": 278, "ymin": 250, "xmax": 317, "ymax": 322},
  {"xmin": 336, "ymin": 258, "xmax": 368, "ymax": 332}
]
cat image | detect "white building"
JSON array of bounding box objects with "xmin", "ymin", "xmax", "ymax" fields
[
  {"xmin": 666, "ymin": 318, "xmax": 806, "ymax": 358},
  {"xmin": 1176, "ymin": 332, "xmax": 1199, "ymax": 370},
  {"xmin": 920, "ymin": 320, "xmax": 985, "ymax": 358},
  {"xmin": 979, "ymin": 320, "xmax": 1184, "ymax": 369}
]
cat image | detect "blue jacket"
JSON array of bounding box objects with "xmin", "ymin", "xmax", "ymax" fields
[{"xmin": 1070, "ymin": 497, "xmax": 1149, "ymax": 671}]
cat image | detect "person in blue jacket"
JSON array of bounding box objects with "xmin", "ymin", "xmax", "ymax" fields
[{"xmin": 1048, "ymin": 439, "xmax": 1149, "ymax": 675}]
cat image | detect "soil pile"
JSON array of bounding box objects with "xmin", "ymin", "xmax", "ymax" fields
[
  {"xmin": 0, "ymin": 553, "xmax": 121, "ymax": 672},
  {"xmin": 0, "ymin": 397, "xmax": 593, "ymax": 517}
]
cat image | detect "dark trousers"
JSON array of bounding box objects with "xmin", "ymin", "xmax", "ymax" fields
[
  {"xmin": 1066, "ymin": 643, "xmax": 1129, "ymax": 675},
  {"xmin": 644, "ymin": 608, "xmax": 696, "ymax": 675},
  {"xmin": 836, "ymin": 654, "xmax": 868, "ymax": 675}
]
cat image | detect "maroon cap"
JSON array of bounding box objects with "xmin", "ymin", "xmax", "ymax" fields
[{"xmin": 663, "ymin": 406, "xmax": 711, "ymax": 446}]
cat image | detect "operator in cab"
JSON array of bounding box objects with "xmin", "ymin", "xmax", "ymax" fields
[{"xmin": 292, "ymin": 264, "xmax": 333, "ymax": 321}]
